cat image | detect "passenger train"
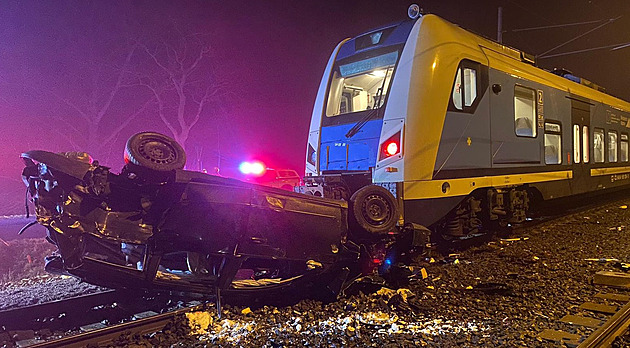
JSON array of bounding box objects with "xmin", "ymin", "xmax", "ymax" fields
[{"xmin": 302, "ymin": 5, "xmax": 630, "ymax": 241}]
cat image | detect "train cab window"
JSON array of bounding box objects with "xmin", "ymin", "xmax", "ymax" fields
[
  {"xmin": 573, "ymin": 125, "xmax": 581, "ymax": 163},
  {"xmin": 621, "ymin": 134, "xmax": 629, "ymax": 162},
  {"xmin": 608, "ymin": 131, "xmax": 618, "ymax": 162},
  {"xmin": 450, "ymin": 60, "xmax": 484, "ymax": 112},
  {"xmin": 594, "ymin": 128, "xmax": 605, "ymax": 163},
  {"xmin": 452, "ymin": 68, "xmax": 477, "ymax": 110},
  {"xmin": 583, "ymin": 126, "xmax": 590, "ymax": 163},
  {"xmin": 544, "ymin": 122, "xmax": 562, "ymax": 164},
  {"xmin": 514, "ymin": 85, "xmax": 536, "ymax": 137}
]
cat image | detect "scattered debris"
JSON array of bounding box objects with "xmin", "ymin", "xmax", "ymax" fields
[
  {"xmin": 472, "ymin": 282, "xmax": 512, "ymax": 295},
  {"xmin": 186, "ymin": 311, "xmax": 213, "ymax": 335},
  {"xmin": 500, "ymin": 237, "xmax": 530, "ymax": 242},
  {"xmin": 584, "ymin": 258, "xmax": 620, "ymax": 263}
]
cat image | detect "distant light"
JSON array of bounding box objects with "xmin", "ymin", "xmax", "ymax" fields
[
  {"xmin": 386, "ymin": 142, "xmax": 398, "ymax": 156},
  {"xmin": 240, "ymin": 161, "xmax": 266, "ymax": 176},
  {"xmin": 370, "ymin": 69, "xmax": 386, "ymax": 78},
  {"xmin": 239, "ymin": 162, "xmax": 252, "ymax": 174},
  {"xmin": 250, "ymin": 161, "xmax": 265, "ymax": 175},
  {"xmin": 384, "ymin": 258, "xmax": 392, "ymax": 266}
]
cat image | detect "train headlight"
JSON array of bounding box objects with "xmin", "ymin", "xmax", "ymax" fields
[
  {"xmin": 386, "ymin": 142, "xmax": 398, "ymax": 156},
  {"xmin": 379, "ymin": 131, "xmax": 402, "ymax": 160}
]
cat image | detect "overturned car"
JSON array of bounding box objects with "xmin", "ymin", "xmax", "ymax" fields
[{"xmin": 21, "ymin": 133, "xmax": 424, "ymax": 301}]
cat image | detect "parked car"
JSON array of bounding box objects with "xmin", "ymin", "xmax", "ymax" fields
[{"xmin": 248, "ymin": 168, "xmax": 302, "ymax": 191}]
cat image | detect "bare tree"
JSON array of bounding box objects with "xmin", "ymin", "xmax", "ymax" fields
[
  {"xmin": 140, "ymin": 28, "xmax": 226, "ymax": 158},
  {"xmin": 47, "ymin": 44, "xmax": 154, "ymax": 155}
]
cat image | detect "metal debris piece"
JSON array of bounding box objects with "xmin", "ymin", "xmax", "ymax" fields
[
  {"xmin": 376, "ymin": 287, "xmax": 396, "ymax": 298},
  {"xmin": 584, "ymin": 258, "xmax": 620, "ymax": 263},
  {"xmin": 615, "ymin": 262, "xmax": 630, "ymax": 271},
  {"xmin": 500, "ymin": 237, "xmax": 530, "ymax": 242}
]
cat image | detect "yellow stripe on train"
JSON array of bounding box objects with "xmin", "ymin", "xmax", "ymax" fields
[{"xmin": 404, "ymin": 170, "xmax": 573, "ymax": 200}]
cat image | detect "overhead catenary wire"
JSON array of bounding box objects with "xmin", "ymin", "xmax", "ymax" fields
[
  {"xmin": 537, "ymin": 16, "xmax": 622, "ymax": 58},
  {"xmin": 538, "ymin": 42, "xmax": 630, "ymax": 59}
]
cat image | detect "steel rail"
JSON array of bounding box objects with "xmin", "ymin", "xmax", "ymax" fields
[
  {"xmin": 27, "ymin": 303, "xmax": 206, "ymax": 348},
  {"xmin": 579, "ymin": 301, "xmax": 630, "ymax": 348},
  {"xmin": 0, "ymin": 289, "xmax": 119, "ymax": 331}
]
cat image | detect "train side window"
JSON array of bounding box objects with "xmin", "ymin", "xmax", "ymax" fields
[
  {"xmin": 573, "ymin": 125, "xmax": 581, "ymax": 163},
  {"xmin": 621, "ymin": 133, "xmax": 628, "ymax": 162},
  {"xmin": 594, "ymin": 128, "xmax": 605, "ymax": 163},
  {"xmin": 608, "ymin": 131, "xmax": 618, "ymax": 162},
  {"xmin": 544, "ymin": 122, "xmax": 562, "ymax": 164},
  {"xmin": 464, "ymin": 68, "xmax": 477, "ymax": 107},
  {"xmin": 450, "ymin": 60, "xmax": 482, "ymax": 112},
  {"xmin": 514, "ymin": 85, "xmax": 536, "ymax": 137},
  {"xmin": 583, "ymin": 126, "xmax": 589, "ymax": 163}
]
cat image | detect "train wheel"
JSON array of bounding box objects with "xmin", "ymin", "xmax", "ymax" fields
[
  {"xmin": 349, "ymin": 185, "xmax": 399, "ymax": 235},
  {"xmin": 124, "ymin": 132, "xmax": 186, "ymax": 171}
]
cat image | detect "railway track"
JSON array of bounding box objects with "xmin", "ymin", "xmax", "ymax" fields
[
  {"xmin": 537, "ymin": 269, "xmax": 630, "ymax": 347},
  {"xmin": 579, "ymin": 299, "xmax": 630, "ymax": 348},
  {"xmin": 3, "ymin": 191, "xmax": 630, "ymax": 347},
  {"xmin": 0, "ymin": 289, "xmax": 211, "ymax": 347},
  {"xmin": 26, "ymin": 302, "xmax": 206, "ymax": 348}
]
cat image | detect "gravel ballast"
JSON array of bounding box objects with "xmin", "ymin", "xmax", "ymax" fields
[{"xmin": 3, "ymin": 199, "xmax": 630, "ymax": 347}]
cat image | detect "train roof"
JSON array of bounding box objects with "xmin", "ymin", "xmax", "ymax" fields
[{"xmin": 422, "ymin": 14, "xmax": 630, "ymax": 112}]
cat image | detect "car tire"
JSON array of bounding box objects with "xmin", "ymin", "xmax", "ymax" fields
[
  {"xmin": 349, "ymin": 185, "xmax": 398, "ymax": 236},
  {"xmin": 124, "ymin": 132, "xmax": 186, "ymax": 171}
]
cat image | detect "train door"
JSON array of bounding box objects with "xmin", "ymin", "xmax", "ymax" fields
[
  {"xmin": 570, "ymin": 98, "xmax": 591, "ymax": 194},
  {"xmin": 489, "ymin": 75, "xmax": 541, "ymax": 166}
]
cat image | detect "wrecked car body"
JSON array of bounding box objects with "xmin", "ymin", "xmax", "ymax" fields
[{"xmin": 21, "ymin": 133, "xmax": 425, "ymax": 301}]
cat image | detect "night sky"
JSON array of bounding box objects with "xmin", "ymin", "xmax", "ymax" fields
[{"xmin": 0, "ymin": 0, "xmax": 629, "ymax": 214}]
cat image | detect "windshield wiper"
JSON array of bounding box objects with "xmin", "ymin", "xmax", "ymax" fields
[{"xmin": 345, "ymin": 69, "xmax": 390, "ymax": 139}]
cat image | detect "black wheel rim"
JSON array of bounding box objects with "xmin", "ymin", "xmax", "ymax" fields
[
  {"xmin": 138, "ymin": 139, "xmax": 178, "ymax": 165},
  {"xmin": 361, "ymin": 194, "xmax": 391, "ymax": 226}
]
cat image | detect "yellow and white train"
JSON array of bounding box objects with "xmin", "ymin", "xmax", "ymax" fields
[{"xmin": 303, "ymin": 7, "xmax": 630, "ymax": 240}]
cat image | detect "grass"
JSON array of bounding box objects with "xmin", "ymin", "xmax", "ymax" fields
[{"xmin": 0, "ymin": 238, "xmax": 55, "ymax": 284}]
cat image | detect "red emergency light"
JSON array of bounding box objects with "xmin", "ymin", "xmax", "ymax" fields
[{"xmin": 239, "ymin": 161, "xmax": 266, "ymax": 176}]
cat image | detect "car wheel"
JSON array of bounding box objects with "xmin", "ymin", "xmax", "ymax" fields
[
  {"xmin": 349, "ymin": 185, "xmax": 398, "ymax": 236},
  {"xmin": 124, "ymin": 132, "xmax": 186, "ymax": 171}
]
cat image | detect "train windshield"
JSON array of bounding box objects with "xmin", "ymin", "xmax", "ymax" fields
[{"xmin": 325, "ymin": 50, "xmax": 398, "ymax": 117}]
